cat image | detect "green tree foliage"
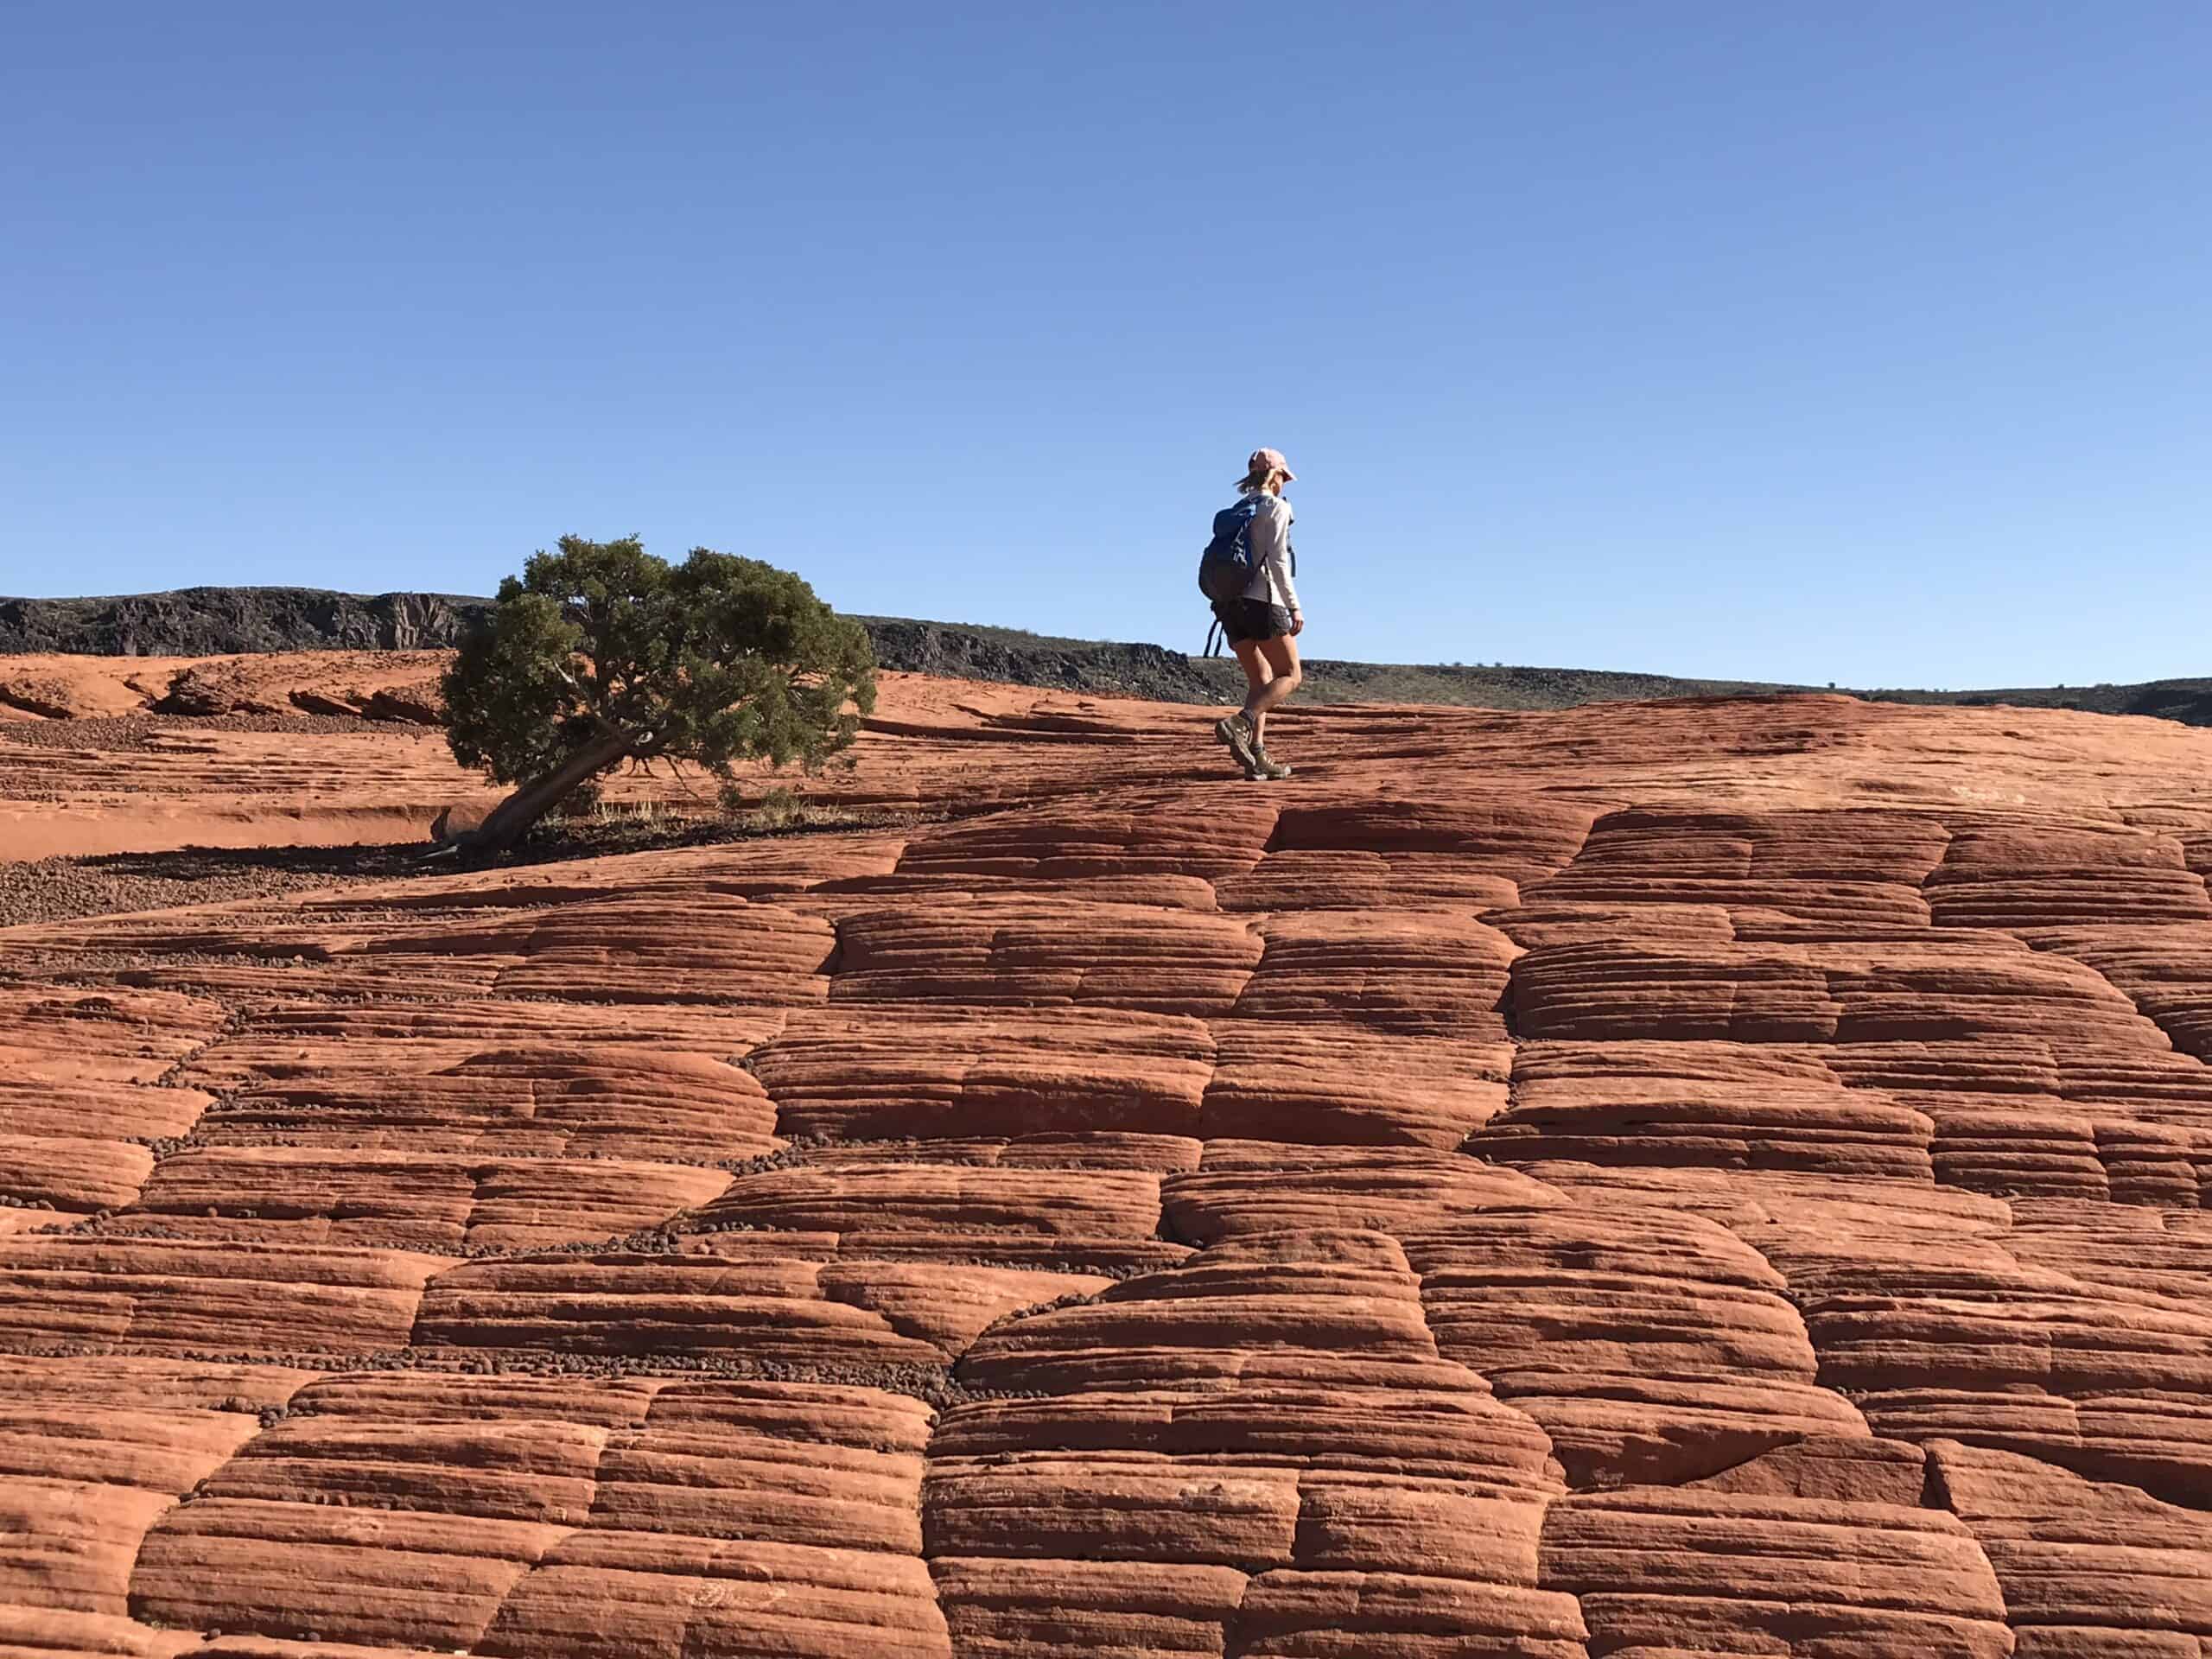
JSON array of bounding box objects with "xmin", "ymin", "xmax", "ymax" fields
[{"xmin": 440, "ymin": 536, "xmax": 876, "ymax": 850}]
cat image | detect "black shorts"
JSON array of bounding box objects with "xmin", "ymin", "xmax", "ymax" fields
[{"xmin": 1211, "ymin": 597, "xmax": 1294, "ymax": 646}]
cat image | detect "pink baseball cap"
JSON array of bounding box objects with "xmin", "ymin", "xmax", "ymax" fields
[{"xmin": 1248, "ymin": 447, "xmax": 1295, "ymax": 482}]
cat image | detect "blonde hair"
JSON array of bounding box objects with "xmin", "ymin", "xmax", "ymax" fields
[{"xmin": 1237, "ymin": 464, "xmax": 1287, "ymax": 494}]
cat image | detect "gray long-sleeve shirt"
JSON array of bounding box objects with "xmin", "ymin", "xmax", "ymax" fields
[{"xmin": 1242, "ymin": 493, "xmax": 1301, "ymax": 615}]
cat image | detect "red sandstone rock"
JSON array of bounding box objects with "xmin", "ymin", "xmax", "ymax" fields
[
  {"xmin": 830, "ymin": 897, "xmax": 1262, "ymax": 1015},
  {"xmin": 1926, "ymin": 824, "xmax": 2212, "ymax": 930},
  {"xmin": 1160, "ymin": 1141, "xmax": 1564, "ymax": 1241},
  {"xmin": 1933, "ymin": 1439, "xmax": 2212, "ymax": 1655},
  {"xmin": 358, "ymin": 890, "xmax": 836, "ymax": 1006},
  {"xmin": 1217, "ymin": 792, "xmax": 1599, "ymax": 918},
  {"xmin": 207, "ymin": 995, "xmax": 789, "ymax": 1065},
  {"xmin": 750, "ymin": 1005, "xmax": 1217, "ymax": 1139},
  {"xmin": 1540, "ymin": 1486, "xmax": 2012, "ymax": 1656},
  {"xmin": 1234, "ymin": 910, "xmax": 1520, "ymax": 1038},
  {"xmin": 891, "ymin": 790, "xmax": 1279, "ymax": 883},
  {"xmin": 815, "ymin": 1132, "xmax": 1203, "ymax": 1173},
  {"xmin": 1510, "ymin": 930, "xmax": 2165, "ymax": 1047},
  {"xmin": 480, "ymin": 1536, "xmax": 950, "ymax": 1658},
  {"xmin": 0, "ymin": 986, "xmax": 227, "ymax": 1082},
  {"xmin": 118, "ymin": 1374, "xmax": 949, "ymax": 1653},
  {"xmin": 0, "ymin": 1238, "xmax": 440, "ymax": 1355},
  {"xmin": 8, "ymin": 678, "xmax": 2212, "ymax": 1649},
  {"xmin": 961, "ymin": 1230, "xmax": 1490, "ymax": 1395},
  {"xmin": 0, "ymin": 1357, "xmax": 303, "ymax": 1624},
  {"xmin": 1218, "ymin": 847, "xmax": 1527, "ymax": 913},
  {"xmin": 1230, "ymin": 1569, "xmax": 1589, "ymax": 1657},
  {"xmin": 1200, "ymin": 1023, "xmax": 1510, "ymax": 1147},
  {"xmin": 194, "ymin": 1045, "xmax": 778, "ymax": 1162},
  {"xmin": 0, "ymin": 1607, "xmax": 198, "ymax": 1656},
  {"xmin": 1476, "ymin": 1040, "xmax": 1937, "ymax": 1178},
  {"xmin": 1402, "ymin": 1208, "xmax": 1866, "ymax": 1486},
  {"xmin": 1686, "ymin": 1432, "xmax": 1929, "ymax": 1506},
  {"xmin": 411, "ymin": 1255, "xmax": 953, "ymax": 1366},
  {"xmin": 932, "ymin": 1555, "xmax": 1246, "ymax": 1659},
  {"xmin": 696, "ymin": 1160, "xmax": 1166, "ymax": 1268},
  {"xmin": 1511, "ymin": 938, "xmax": 1845, "ymax": 1043},
  {"xmin": 1520, "ymin": 806, "xmax": 1951, "ymax": 925},
  {"xmin": 2031, "ymin": 923, "xmax": 2212, "ymax": 1062},
  {"xmin": 1774, "ymin": 1232, "xmax": 2212, "ymax": 1396},
  {"xmin": 122, "ymin": 1147, "xmax": 732, "ymax": 1249},
  {"xmin": 0, "ymin": 1133, "xmax": 153, "ymax": 1214},
  {"xmin": 1491, "ymin": 899, "xmax": 1737, "ymax": 950}
]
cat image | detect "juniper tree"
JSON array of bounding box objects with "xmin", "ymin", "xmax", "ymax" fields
[{"xmin": 440, "ymin": 536, "xmax": 875, "ymax": 852}]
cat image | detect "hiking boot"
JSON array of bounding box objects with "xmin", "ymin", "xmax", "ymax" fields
[
  {"xmin": 1247, "ymin": 741, "xmax": 1293, "ymax": 781},
  {"xmin": 1214, "ymin": 712, "xmax": 1258, "ymax": 773}
]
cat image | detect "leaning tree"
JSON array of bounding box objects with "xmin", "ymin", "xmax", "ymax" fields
[{"xmin": 440, "ymin": 536, "xmax": 876, "ymax": 853}]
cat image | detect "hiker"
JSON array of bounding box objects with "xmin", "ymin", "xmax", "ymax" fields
[{"xmin": 1203, "ymin": 447, "xmax": 1304, "ymax": 780}]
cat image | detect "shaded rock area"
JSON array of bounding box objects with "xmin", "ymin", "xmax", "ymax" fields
[{"xmin": 3, "ymin": 682, "xmax": 2212, "ymax": 1652}]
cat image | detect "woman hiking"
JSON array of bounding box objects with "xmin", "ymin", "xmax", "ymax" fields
[{"xmin": 1210, "ymin": 448, "xmax": 1304, "ymax": 781}]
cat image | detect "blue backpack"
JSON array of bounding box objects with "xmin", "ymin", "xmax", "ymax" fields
[
  {"xmin": 1197, "ymin": 496, "xmax": 1297, "ymax": 654},
  {"xmin": 1197, "ymin": 496, "xmax": 1266, "ymax": 604}
]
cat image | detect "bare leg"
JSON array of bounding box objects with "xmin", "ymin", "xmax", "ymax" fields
[
  {"xmin": 1246, "ymin": 632, "xmax": 1303, "ymax": 744},
  {"xmin": 1230, "ymin": 637, "xmax": 1269, "ymax": 706},
  {"xmin": 1211, "ymin": 638, "xmax": 1273, "ymax": 772}
]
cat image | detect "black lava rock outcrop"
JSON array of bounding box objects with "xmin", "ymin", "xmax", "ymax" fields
[
  {"xmin": 855, "ymin": 617, "xmax": 1211, "ymax": 701},
  {"xmin": 0, "ymin": 588, "xmax": 485, "ymax": 655}
]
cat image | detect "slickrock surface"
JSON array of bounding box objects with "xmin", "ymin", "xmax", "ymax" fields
[{"xmin": 8, "ymin": 670, "xmax": 2212, "ymax": 1652}]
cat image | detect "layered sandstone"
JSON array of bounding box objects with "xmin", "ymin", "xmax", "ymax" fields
[{"xmin": 2, "ymin": 669, "xmax": 2211, "ymax": 1651}]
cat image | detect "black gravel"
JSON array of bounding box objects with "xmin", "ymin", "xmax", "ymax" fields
[
  {"xmin": 0, "ymin": 1339, "xmax": 1033, "ymax": 1408},
  {"xmin": 0, "ymin": 847, "xmax": 407, "ymax": 927},
  {"xmin": 0, "ymin": 712, "xmax": 392, "ymax": 750},
  {"xmin": 0, "ymin": 804, "xmax": 941, "ymax": 926},
  {"xmin": 0, "ymin": 715, "xmax": 162, "ymax": 753}
]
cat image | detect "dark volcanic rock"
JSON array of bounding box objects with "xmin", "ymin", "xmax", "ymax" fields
[
  {"xmin": 0, "ymin": 588, "xmax": 488, "ymax": 655},
  {"xmin": 854, "ymin": 616, "xmax": 1211, "ymax": 701}
]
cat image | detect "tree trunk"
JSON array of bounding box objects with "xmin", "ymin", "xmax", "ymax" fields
[{"xmin": 460, "ymin": 728, "xmax": 638, "ymax": 853}]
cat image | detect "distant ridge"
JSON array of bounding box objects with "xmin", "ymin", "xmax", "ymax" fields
[
  {"xmin": 0, "ymin": 587, "xmax": 486, "ymax": 656},
  {"xmin": 4, "ymin": 585, "xmax": 2209, "ymax": 725},
  {"xmin": 0, "ymin": 588, "xmax": 1213, "ymax": 702}
]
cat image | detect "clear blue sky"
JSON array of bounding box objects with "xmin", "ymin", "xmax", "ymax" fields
[{"xmin": 5, "ymin": 3, "xmax": 2209, "ymax": 686}]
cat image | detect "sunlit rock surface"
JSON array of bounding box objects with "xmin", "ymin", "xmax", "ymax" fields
[{"xmin": 3, "ymin": 667, "xmax": 2212, "ymax": 1651}]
